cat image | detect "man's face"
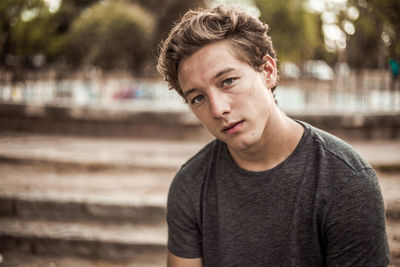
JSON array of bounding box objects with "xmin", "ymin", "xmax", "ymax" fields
[{"xmin": 178, "ymin": 40, "xmax": 277, "ymax": 152}]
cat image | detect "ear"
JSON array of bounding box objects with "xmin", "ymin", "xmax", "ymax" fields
[{"xmin": 261, "ymin": 55, "xmax": 277, "ymax": 89}]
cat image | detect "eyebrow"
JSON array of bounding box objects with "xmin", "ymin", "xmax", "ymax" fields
[
  {"xmin": 213, "ymin": 67, "xmax": 235, "ymax": 80},
  {"xmin": 183, "ymin": 88, "xmax": 198, "ymax": 99},
  {"xmin": 183, "ymin": 67, "xmax": 236, "ymax": 98}
]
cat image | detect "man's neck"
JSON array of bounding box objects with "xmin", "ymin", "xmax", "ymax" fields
[{"xmin": 227, "ymin": 110, "xmax": 304, "ymax": 172}]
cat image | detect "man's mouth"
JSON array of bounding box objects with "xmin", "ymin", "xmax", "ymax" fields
[{"xmin": 222, "ymin": 120, "xmax": 244, "ymax": 135}]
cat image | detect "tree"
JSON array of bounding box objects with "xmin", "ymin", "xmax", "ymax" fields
[
  {"xmin": 255, "ymin": 0, "xmax": 325, "ymax": 64},
  {"xmin": 0, "ymin": 0, "xmax": 205, "ymax": 75},
  {"xmin": 346, "ymin": 0, "xmax": 400, "ymax": 69},
  {"xmin": 67, "ymin": 0, "xmax": 155, "ymax": 74},
  {"xmin": 128, "ymin": 0, "xmax": 205, "ymax": 75},
  {"xmin": 363, "ymin": 0, "xmax": 399, "ymax": 59},
  {"xmin": 345, "ymin": 12, "xmax": 383, "ymax": 69},
  {"xmin": 0, "ymin": 0, "xmax": 48, "ymax": 67},
  {"xmin": 0, "ymin": 0, "xmax": 100, "ymax": 68}
]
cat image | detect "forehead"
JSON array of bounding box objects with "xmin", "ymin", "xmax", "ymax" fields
[{"xmin": 178, "ymin": 40, "xmax": 247, "ymax": 88}]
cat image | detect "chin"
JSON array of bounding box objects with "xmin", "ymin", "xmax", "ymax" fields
[{"xmin": 226, "ymin": 135, "xmax": 259, "ymax": 152}]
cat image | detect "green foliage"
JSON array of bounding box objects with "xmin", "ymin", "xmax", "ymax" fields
[
  {"xmin": 0, "ymin": 0, "xmax": 49, "ymax": 65},
  {"xmin": 346, "ymin": 13, "xmax": 382, "ymax": 69},
  {"xmin": 346, "ymin": 0, "xmax": 400, "ymax": 68},
  {"xmin": 255, "ymin": 0, "xmax": 324, "ymax": 64},
  {"xmin": 67, "ymin": 0, "xmax": 155, "ymax": 73},
  {"xmin": 12, "ymin": 7, "xmax": 62, "ymax": 58},
  {"xmin": 368, "ymin": 0, "xmax": 400, "ymax": 59},
  {"xmin": 129, "ymin": 0, "xmax": 205, "ymax": 39},
  {"xmin": 0, "ymin": 0, "xmax": 205, "ymax": 73},
  {"xmin": 128, "ymin": 0, "xmax": 205, "ymax": 75}
]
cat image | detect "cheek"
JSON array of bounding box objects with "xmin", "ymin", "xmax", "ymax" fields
[
  {"xmin": 193, "ymin": 108, "xmax": 214, "ymax": 126},
  {"xmin": 193, "ymin": 110, "xmax": 206, "ymax": 122}
]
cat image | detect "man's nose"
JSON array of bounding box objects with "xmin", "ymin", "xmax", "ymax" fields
[{"xmin": 209, "ymin": 91, "xmax": 231, "ymax": 118}]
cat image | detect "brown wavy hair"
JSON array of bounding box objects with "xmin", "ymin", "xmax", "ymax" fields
[{"xmin": 157, "ymin": 5, "xmax": 278, "ymax": 98}]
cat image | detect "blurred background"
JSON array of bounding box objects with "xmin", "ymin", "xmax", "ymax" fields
[
  {"xmin": 0, "ymin": 0, "xmax": 399, "ymax": 112},
  {"xmin": 0, "ymin": 0, "xmax": 399, "ymax": 266}
]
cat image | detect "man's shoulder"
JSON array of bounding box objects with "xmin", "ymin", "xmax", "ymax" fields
[
  {"xmin": 304, "ymin": 122, "xmax": 371, "ymax": 173},
  {"xmin": 173, "ymin": 138, "xmax": 219, "ymax": 185},
  {"xmin": 300, "ymin": 122, "xmax": 380, "ymax": 213}
]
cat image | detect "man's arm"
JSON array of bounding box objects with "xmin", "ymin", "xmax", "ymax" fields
[
  {"xmin": 167, "ymin": 251, "xmax": 203, "ymax": 267},
  {"xmin": 324, "ymin": 168, "xmax": 390, "ymax": 266},
  {"xmin": 166, "ymin": 168, "xmax": 204, "ymax": 263}
]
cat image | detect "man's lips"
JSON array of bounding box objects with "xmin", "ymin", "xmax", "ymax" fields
[{"xmin": 222, "ymin": 120, "xmax": 244, "ymax": 135}]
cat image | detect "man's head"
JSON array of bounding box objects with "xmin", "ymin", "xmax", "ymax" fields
[{"xmin": 157, "ymin": 5, "xmax": 278, "ymax": 99}]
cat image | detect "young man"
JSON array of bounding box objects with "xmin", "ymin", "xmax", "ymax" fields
[{"xmin": 157, "ymin": 5, "xmax": 390, "ymax": 267}]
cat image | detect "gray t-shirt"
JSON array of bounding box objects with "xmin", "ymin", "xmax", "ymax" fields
[{"xmin": 167, "ymin": 121, "xmax": 390, "ymax": 266}]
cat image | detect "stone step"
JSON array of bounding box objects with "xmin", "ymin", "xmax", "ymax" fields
[
  {"xmin": 0, "ymin": 135, "xmax": 207, "ymax": 172},
  {"xmin": 350, "ymin": 140, "xmax": 400, "ymax": 173},
  {"xmin": 378, "ymin": 172, "xmax": 400, "ymax": 221},
  {"xmin": 0, "ymin": 251, "xmax": 166, "ymax": 267},
  {"xmin": 0, "ymin": 164, "xmax": 172, "ymax": 223},
  {"xmin": 0, "ymin": 196, "xmax": 166, "ymax": 225},
  {"xmin": 0, "ymin": 154, "xmax": 179, "ymax": 172},
  {"xmin": 387, "ymin": 221, "xmax": 400, "ymax": 266},
  {"xmin": 0, "ymin": 217, "xmax": 167, "ymax": 261}
]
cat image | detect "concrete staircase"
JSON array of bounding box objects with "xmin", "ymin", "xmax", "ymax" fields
[
  {"xmin": 0, "ymin": 134, "xmax": 399, "ymax": 266},
  {"xmin": 0, "ymin": 135, "xmax": 206, "ymax": 266}
]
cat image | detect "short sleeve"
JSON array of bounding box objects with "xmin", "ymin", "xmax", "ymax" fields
[
  {"xmin": 167, "ymin": 170, "xmax": 203, "ymax": 258},
  {"xmin": 324, "ymin": 168, "xmax": 390, "ymax": 266}
]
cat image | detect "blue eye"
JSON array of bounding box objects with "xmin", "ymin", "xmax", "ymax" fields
[
  {"xmin": 191, "ymin": 95, "xmax": 204, "ymax": 105},
  {"xmin": 222, "ymin": 78, "xmax": 236, "ymax": 87}
]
